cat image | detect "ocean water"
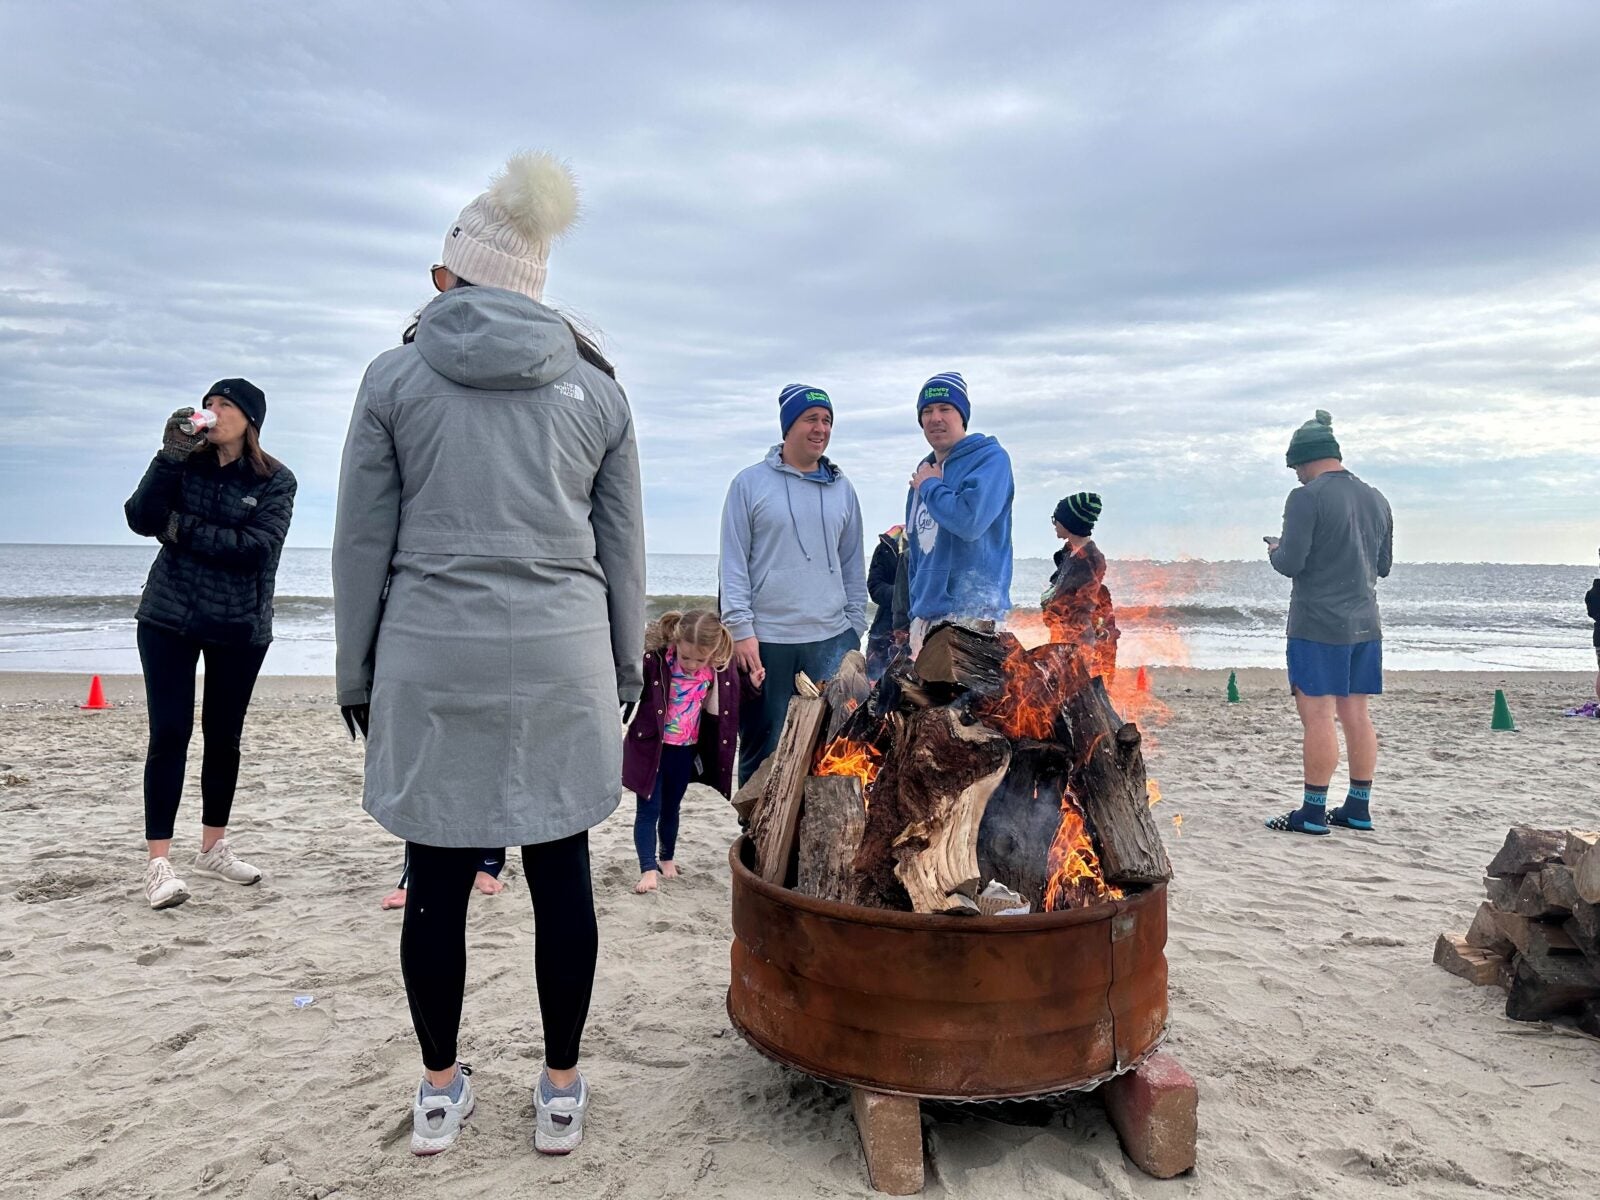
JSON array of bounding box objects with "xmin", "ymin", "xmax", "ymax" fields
[{"xmin": 0, "ymin": 544, "xmax": 1594, "ymax": 675}]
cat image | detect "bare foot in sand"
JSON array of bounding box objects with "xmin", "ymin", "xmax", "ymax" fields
[
  {"xmin": 659, "ymin": 860, "xmax": 680, "ymax": 879},
  {"xmin": 380, "ymin": 886, "xmax": 407, "ymax": 910},
  {"xmin": 634, "ymin": 870, "xmax": 659, "ymax": 894},
  {"xmin": 474, "ymin": 871, "xmax": 503, "ymax": 896}
]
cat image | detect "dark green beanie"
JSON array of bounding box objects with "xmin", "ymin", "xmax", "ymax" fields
[
  {"xmin": 1054, "ymin": 491, "xmax": 1102, "ymax": 537},
  {"xmin": 1285, "ymin": 409, "xmax": 1341, "ymax": 468}
]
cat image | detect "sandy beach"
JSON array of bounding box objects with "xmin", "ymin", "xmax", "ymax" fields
[{"xmin": 2, "ymin": 667, "xmax": 1598, "ymax": 1199}]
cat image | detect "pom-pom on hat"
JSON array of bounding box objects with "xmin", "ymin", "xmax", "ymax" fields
[
  {"xmin": 917, "ymin": 371, "xmax": 969, "ymax": 427},
  {"xmin": 205, "ymin": 378, "xmax": 266, "ymax": 430},
  {"xmin": 1285, "ymin": 409, "xmax": 1342, "ymax": 468},
  {"xmin": 779, "ymin": 383, "xmax": 833, "ymax": 435},
  {"xmin": 441, "ymin": 151, "xmax": 580, "ymax": 302},
  {"xmin": 1054, "ymin": 492, "xmax": 1102, "ymax": 537}
]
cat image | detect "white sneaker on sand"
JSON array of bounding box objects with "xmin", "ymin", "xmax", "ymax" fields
[
  {"xmin": 144, "ymin": 857, "xmax": 190, "ymax": 910},
  {"xmin": 191, "ymin": 839, "xmax": 262, "ymax": 885},
  {"xmin": 411, "ymin": 1068, "xmax": 475, "ymax": 1156},
  {"xmin": 534, "ymin": 1072, "xmax": 588, "ymax": 1155}
]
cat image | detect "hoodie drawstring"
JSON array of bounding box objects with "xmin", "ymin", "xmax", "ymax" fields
[{"xmin": 780, "ymin": 471, "xmax": 836, "ymax": 573}]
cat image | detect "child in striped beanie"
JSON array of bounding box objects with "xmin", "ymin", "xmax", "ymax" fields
[{"xmin": 1043, "ymin": 492, "xmax": 1118, "ymax": 678}]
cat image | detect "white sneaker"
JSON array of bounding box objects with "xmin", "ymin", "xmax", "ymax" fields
[
  {"xmin": 411, "ymin": 1067, "xmax": 475, "ymax": 1156},
  {"xmin": 192, "ymin": 838, "xmax": 262, "ymax": 885},
  {"xmin": 534, "ymin": 1071, "xmax": 588, "ymax": 1155},
  {"xmin": 144, "ymin": 857, "xmax": 190, "ymax": 910}
]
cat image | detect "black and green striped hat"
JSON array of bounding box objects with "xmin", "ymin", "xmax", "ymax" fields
[{"xmin": 1054, "ymin": 492, "xmax": 1102, "ymax": 537}]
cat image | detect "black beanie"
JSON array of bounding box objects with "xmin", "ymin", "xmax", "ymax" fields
[
  {"xmin": 205, "ymin": 378, "xmax": 267, "ymax": 430},
  {"xmin": 1054, "ymin": 492, "xmax": 1102, "ymax": 537}
]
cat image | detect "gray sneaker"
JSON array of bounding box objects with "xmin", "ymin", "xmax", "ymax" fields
[
  {"xmin": 534, "ymin": 1071, "xmax": 588, "ymax": 1155},
  {"xmin": 410, "ymin": 1067, "xmax": 475, "ymax": 1156},
  {"xmin": 192, "ymin": 838, "xmax": 262, "ymax": 885}
]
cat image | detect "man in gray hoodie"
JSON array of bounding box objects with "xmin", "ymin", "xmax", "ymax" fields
[
  {"xmin": 720, "ymin": 384, "xmax": 868, "ymax": 784},
  {"xmin": 1263, "ymin": 410, "xmax": 1393, "ymax": 837}
]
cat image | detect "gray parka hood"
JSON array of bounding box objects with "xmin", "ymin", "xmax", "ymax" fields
[{"xmin": 414, "ymin": 285, "xmax": 579, "ymax": 391}]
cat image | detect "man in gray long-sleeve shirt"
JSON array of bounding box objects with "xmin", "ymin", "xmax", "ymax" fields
[{"xmin": 1263, "ymin": 410, "xmax": 1393, "ymax": 836}]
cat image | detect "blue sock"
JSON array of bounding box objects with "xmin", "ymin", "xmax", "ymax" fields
[
  {"xmin": 539, "ymin": 1071, "xmax": 582, "ymax": 1102},
  {"xmin": 422, "ymin": 1066, "xmax": 466, "ymax": 1102},
  {"xmin": 1343, "ymin": 780, "xmax": 1371, "ymax": 822},
  {"xmin": 1297, "ymin": 784, "xmax": 1329, "ymax": 828}
]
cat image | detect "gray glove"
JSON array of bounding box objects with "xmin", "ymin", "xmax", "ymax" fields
[{"xmin": 159, "ymin": 408, "xmax": 208, "ymax": 461}]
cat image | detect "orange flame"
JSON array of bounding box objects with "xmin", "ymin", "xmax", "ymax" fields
[
  {"xmin": 980, "ymin": 643, "xmax": 1078, "ymax": 741},
  {"xmin": 1146, "ymin": 778, "xmax": 1162, "ymax": 807},
  {"xmin": 814, "ymin": 736, "xmax": 882, "ymax": 803},
  {"xmin": 1172, "ymin": 813, "xmax": 1184, "ymax": 838},
  {"xmin": 1042, "ymin": 787, "xmax": 1124, "ymax": 911}
]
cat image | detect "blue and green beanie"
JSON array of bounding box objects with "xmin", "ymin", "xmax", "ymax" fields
[
  {"xmin": 917, "ymin": 371, "xmax": 969, "ymax": 427},
  {"xmin": 1285, "ymin": 409, "xmax": 1341, "ymax": 468},
  {"xmin": 779, "ymin": 383, "xmax": 832, "ymax": 435},
  {"xmin": 1054, "ymin": 492, "xmax": 1102, "ymax": 537}
]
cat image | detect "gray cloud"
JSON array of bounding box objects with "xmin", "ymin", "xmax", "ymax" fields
[{"xmin": 1, "ymin": 0, "xmax": 1597, "ymax": 563}]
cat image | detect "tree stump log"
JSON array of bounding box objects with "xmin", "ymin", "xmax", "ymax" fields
[
  {"xmin": 797, "ymin": 776, "xmax": 867, "ymax": 904},
  {"xmin": 1061, "ymin": 677, "xmax": 1172, "ymax": 886}
]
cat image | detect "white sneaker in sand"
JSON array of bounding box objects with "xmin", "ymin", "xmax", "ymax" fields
[
  {"xmin": 191, "ymin": 839, "xmax": 262, "ymax": 885},
  {"xmin": 534, "ymin": 1071, "xmax": 588, "ymax": 1155},
  {"xmin": 144, "ymin": 857, "xmax": 190, "ymax": 910},
  {"xmin": 411, "ymin": 1068, "xmax": 475, "ymax": 1156}
]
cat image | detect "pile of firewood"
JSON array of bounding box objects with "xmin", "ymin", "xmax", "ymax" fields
[
  {"xmin": 736, "ymin": 622, "xmax": 1173, "ymax": 915},
  {"xmin": 1433, "ymin": 825, "xmax": 1600, "ymax": 1034}
]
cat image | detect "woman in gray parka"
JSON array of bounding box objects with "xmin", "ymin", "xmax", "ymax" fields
[{"xmin": 332, "ymin": 152, "xmax": 645, "ymax": 1158}]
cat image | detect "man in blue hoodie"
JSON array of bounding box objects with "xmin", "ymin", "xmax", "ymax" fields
[
  {"xmin": 904, "ymin": 372, "xmax": 1015, "ymax": 655},
  {"xmin": 720, "ymin": 384, "xmax": 868, "ymax": 784}
]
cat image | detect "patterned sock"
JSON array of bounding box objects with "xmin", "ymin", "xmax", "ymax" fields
[
  {"xmin": 1343, "ymin": 780, "xmax": 1372, "ymax": 822},
  {"xmin": 539, "ymin": 1071, "xmax": 582, "ymax": 1102},
  {"xmin": 1297, "ymin": 783, "xmax": 1329, "ymax": 827},
  {"xmin": 422, "ymin": 1066, "xmax": 466, "ymax": 1102}
]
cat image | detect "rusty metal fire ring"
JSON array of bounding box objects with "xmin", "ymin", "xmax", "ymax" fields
[{"xmin": 726, "ymin": 836, "xmax": 1170, "ymax": 1102}]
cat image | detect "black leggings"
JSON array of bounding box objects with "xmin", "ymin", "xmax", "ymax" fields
[
  {"xmin": 401, "ymin": 833, "xmax": 598, "ymax": 1072},
  {"xmin": 137, "ymin": 622, "xmax": 268, "ymax": 842}
]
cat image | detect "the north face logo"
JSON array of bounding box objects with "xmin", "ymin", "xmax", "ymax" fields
[{"xmin": 554, "ymin": 381, "xmax": 585, "ymax": 402}]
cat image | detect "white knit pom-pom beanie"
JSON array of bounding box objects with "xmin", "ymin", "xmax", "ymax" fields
[{"xmin": 441, "ymin": 151, "xmax": 580, "ymax": 301}]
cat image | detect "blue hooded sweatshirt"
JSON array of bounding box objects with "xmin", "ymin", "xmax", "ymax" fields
[
  {"xmin": 904, "ymin": 432, "xmax": 1014, "ymax": 622},
  {"xmin": 719, "ymin": 446, "xmax": 868, "ymax": 644}
]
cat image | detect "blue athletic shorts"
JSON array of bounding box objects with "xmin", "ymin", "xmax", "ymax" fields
[{"xmin": 1286, "ymin": 638, "xmax": 1383, "ymax": 697}]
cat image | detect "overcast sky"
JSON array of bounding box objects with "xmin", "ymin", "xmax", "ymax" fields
[{"xmin": 2, "ymin": 1, "xmax": 1597, "ymax": 562}]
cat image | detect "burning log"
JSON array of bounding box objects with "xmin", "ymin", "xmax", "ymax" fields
[
  {"xmin": 797, "ymin": 777, "xmax": 866, "ymax": 903},
  {"xmin": 914, "ymin": 623, "xmax": 1023, "ymax": 698},
  {"xmin": 892, "ymin": 731, "xmax": 1012, "ymax": 914},
  {"xmin": 1062, "ymin": 677, "xmax": 1173, "ymax": 887},
  {"xmin": 748, "ymin": 693, "xmax": 829, "ymax": 885},
  {"xmin": 977, "ymin": 743, "xmax": 1073, "ymax": 912},
  {"xmin": 853, "ymin": 708, "xmax": 1012, "ymax": 910}
]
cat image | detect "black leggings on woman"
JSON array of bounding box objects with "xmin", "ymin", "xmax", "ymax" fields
[
  {"xmin": 401, "ymin": 833, "xmax": 597, "ymax": 1072},
  {"xmin": 137, "ymin": 621, "xmax": 268, "ymax": 842}
]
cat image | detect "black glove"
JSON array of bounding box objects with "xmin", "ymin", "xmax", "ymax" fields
[
  {"xmin": 342, "ymin": 704, "xmax": 370, "ymax": 740},
  {"xmin": 620, "ymin": 700, "xmax": 638, "ymax": 725},
  {"xmin": 159, "ymin": 408, "xmax": 208, "ymax": 461}
]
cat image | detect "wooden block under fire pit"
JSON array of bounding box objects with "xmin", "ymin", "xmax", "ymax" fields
[{"xmin": 1432, "ymin": 933, "xmax": 1506, "ymax": 986}]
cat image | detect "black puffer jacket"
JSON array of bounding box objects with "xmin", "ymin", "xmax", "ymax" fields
[
  {"xmin": 125, "ymin": 450, "xmax": 296, "ymax": 645},
  {"xmin": 1587, "ymin": 579, "xmax": 1600, "ymax": 648}
]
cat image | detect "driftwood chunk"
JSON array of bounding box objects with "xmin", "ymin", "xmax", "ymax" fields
[
  {"xmin": 1487, "ymin": 826, "xmax": 1565, "ymax": 878},
  {"xmin": 819, "ymin": 651, "xmax": 872, "ymax": 744},
  {"xmin": 1063, "ymin": 678, "xmax": 1172, "ymax": 886},
  {"xmin": 731, "ymin": 756, "xmax": 774, "ymax": 825},
  {"xmin": 977, "ymin": 741, "xmax": 1071, "ymax": 913},
  {"xmin": 748, "ymin": 694, "xmax": 828, "ymax": 885},
  {"xmin": 797, "ymin": 776, "xmax": 866, "ymax": 903},
  {"xmin": 893, "ymin": 728, "xmax": 1012, "ymax": 914},
  {"xmin": 1505, "ymin": 953, "xmax": 1600, "ymax": 1021},
  {"xmin": 853, "ymin": 707, "xmax": 1010, "ymax": 909},
  {"xmin": 1433, "ymin": 933, "xmax": 1505, "ymax": 987},
  {"xmin": 1465, "ymin": 902, "xmax": 1515, "ymax": 959}
]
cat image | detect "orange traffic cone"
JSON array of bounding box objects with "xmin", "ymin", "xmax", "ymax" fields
[
  {"xmin": 1135, "ymin": 666, "xmax": 1150, "ymax": 692},
  {"xmin": 79, "ymin": 675, "xmax": 112, "ymax": 710}
]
